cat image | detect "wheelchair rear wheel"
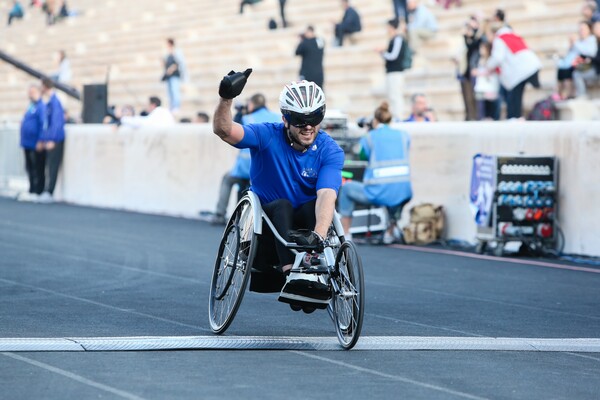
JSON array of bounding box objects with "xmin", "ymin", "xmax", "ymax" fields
[
  {"xmin": 209, "ymin": 197, "xmax": 257, "ymax": 334},
  {"xmin": 332, "ymin": 241, "xmax": 365, "ymax": 349}
]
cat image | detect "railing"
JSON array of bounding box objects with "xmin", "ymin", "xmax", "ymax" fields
[{"xmin": 0, "ymin": 50, "xmax": 81, "ymax": 101}]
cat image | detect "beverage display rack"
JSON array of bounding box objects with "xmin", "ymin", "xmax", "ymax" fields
[{"xmin": 476, "ymin": 156, "xmax": 559, "ymax": 256}]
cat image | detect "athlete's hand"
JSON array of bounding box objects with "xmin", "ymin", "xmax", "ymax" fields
[
  {"xmin": 290, "ymin": 229, "xmax": 325, "ymax": 250},
  {"xmin": 218, "ymin": 68, "xmax": 252, "ymax": 99}
]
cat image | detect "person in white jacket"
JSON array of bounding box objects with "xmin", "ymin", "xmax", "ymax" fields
[
  {"xmin": 556, "ymin": 21, "xmax": 597, "ymax": 99},
  {"xmin": 486, "ymin": 24, "xmax": 541, "ymax": 119}
]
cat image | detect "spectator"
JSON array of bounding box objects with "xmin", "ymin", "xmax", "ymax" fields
[
  {"xmin": 296, "ymin": 25, "xmax": 325, "ymax": 88},
  {"xmin": 573, "ymin": 21, "xmax": 600, "ymax": 98},
  {"xmin": 63, "ymin": 108, "xmax": 76, "ymax": 124},
  {"xmin": 333, "ymin": 0, "xmax": 361, "ymax": 47},
  {"xmin": 556, "ymin": 21, "xmax": 597, "ymax": 99},
  {"xmin": 195, "ymin": 112, "xmax": 210, "ymax": 123},
  {"xmin": 404, "ymin": 93, "xmax": 436, "ymax": 122},
  {"xmin": 38, "ymin": 78, "xmax": 65, "ymax": 203},
  {"xmin": 338, "ymin": 101, "xmax": 412, "ymax": 244},
  {"xmin": 376, "ymin": 18, "xmax": 408, "ymax": 120},
  {"xmin": 44, "ymin": 0, "xmax": 60, "ymax": 25},
  {"xmin": 582, "ymin": 1, "xmax": 600, "ymax": 24},
  {"xmin": 279, "ymin": 0, "xmax": 287, "ymax": 28},
  {"xmin": 436, "ymin": 0, "xmax": 461, "ymax": 9},
  {"xmin": 487, "ymin": 23, "xmax": 541, "ymax": 119},
  {"xmin": 120, "ymin": 96, "xmax": 175, "ymax": 128},
  {"xmin": 473, "ymin": 42, "xmax": 500, "ymax": 120},
  {"xmin": 239, "ymin": 0, "xmax": 262, "ymax": 14},
  {"xmin": 492, "ymin": 8, "xmax": 506, "ymax": 25},
  {"xmin": 57, "ymin": 1, "xmax": 69, "ymax": 20},
  {"xmin": 406, "ymin": 0, "xmax": 438, "ymax": 52},
  {"xmin": 392, "ymin": 0, "xmax": 408, "ymax": 24},
  {"xmin": 103, "ymin": 104, "xmax": 135, "ymax": 124},
  {"xmin": 209, "ymin": 93, "xmax": 281, "ymax": 225},
  {"xmin": 7, "ymin": 0, "xmax": 24, "ymax": 26},
  {"xmin": 453, "ymin": 15, "xmax": 483, "ymax": 121},
  {"xmin": 179, "ymin": 117, "xmax": 192, "ymax": 123},
  {"xmin": 18, "ymin": 84, "xmax": 46, "ymax": 201},
  {"xmin": 51, "ymin": 50, "xmax": 72, "ymax": 84},
  {"xmin": 161, "ymin": 38, "xmax": 187, "ymax": 113}
]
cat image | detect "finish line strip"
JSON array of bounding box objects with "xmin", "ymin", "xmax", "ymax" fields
[{"xmin": 1, "ymin": 336, "xmax": 600, "ymax": 352}]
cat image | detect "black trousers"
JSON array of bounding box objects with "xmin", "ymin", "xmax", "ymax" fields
[
  {"xmin": 24, "ymin": 149, "xmax": 46, "ymax": 194},
  {"xmin": 335, "ymin": 25, "xmax": 359, "ymax": 46},
  {"xmin": 393, "ymin": 0, "xmax": 408, "ymax": 23},
  {"xmin": 506, "ymin": 72, "xmax": 539, "ymax": 119},
  {"xmin": 45, "ymin": 141, "xmax": 64, "ymax": 195},
  {"xmin": 260, "ymin": 199, "xmax": 317, "ymax": 267},
  {"xmin": 279, "ymin": 0, "xmax": 287, "ymax": 27}
]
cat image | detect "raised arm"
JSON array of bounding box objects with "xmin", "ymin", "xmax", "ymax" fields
[
  {"xmin": 213, "ymin": 68, "xmax": 253, "ymax": 145},
  {"xmin": 213, "ymin": 98, "xmax": 245, "ymax": 145}
]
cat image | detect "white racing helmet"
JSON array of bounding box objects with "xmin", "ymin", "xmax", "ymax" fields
[{"xmin": 279, "ymin": 80, "xmax": 326, "ymax": 127}]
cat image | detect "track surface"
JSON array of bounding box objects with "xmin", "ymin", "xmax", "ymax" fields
[{"xmin": 1, "ymin": 197, "xmax": 599, "ymax": 399}]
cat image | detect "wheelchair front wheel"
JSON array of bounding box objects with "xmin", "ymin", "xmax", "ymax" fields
[
  {"xmin": 332, "ymin": 241, "xmax": 365, "ymax": 350},
  {"xmin": 208, "ymin": 197, "xmax": 257, "ymax": 334}
]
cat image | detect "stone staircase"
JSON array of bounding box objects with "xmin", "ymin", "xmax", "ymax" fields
[{"xmin": 0, "ymin": 0, "xmax": 582, "ymax": 123}]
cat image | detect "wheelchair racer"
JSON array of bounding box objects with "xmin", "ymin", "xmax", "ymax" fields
[{"xmin": 212, "ymin": 69, "xmax": 344, "ymax": 305}]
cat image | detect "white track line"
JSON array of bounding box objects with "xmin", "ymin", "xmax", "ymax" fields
[
  {"xmin": 2, "ymin": 353, "xmax": 146, "ymax": 400},
  {"xmin": 291, "ymin": 350, "xmax": 489, "ymax": 400},
  {"xmin": 1, "ymin": 336, "xmax": 600, "ymax": 352},
  {"xmin": 391, "ymin": 244, "xmax": 600, "ymax": 274}
]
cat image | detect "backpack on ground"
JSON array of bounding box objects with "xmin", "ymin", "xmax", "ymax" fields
[
  {"xmin": 402, "ymin": 203, "xmax": 444, "ymax": 245},
  {"xmin": 527, "ymin": 95, "xmax": 558, "ymax": 121}
]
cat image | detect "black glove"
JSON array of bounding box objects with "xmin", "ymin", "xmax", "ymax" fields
[
  {"xmin": 218, "ymin": 68, "xmax": 252, "ymax": 99},
  {"xmin": 289, "ymin": 229, "xmax": 325, "ymax": 250}
]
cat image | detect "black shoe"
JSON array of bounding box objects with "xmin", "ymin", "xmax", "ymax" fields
[{"xmin": 278, "ymin": 272, "xmax": 331, "ymax": 305}]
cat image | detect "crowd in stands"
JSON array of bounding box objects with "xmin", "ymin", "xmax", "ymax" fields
[
  {"xmin": 13, "ymin": 0, "xmax": 600, "ymax": 247},
  {"xmin": 7, "ymin": 0, "xmax": 72, "ymax": 26},
  {"xmin": 14, "ymin": 0, "xmax": 600, "ymax": 154}
]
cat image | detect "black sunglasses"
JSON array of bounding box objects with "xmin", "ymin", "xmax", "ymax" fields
[{"xmin": 284, "ymin": 108, "xmax": 325, "ymax": 128}]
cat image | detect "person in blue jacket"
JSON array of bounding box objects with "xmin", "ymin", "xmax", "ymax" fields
[
  {"xmin": 38, "ymin": 78, "xmax": 65, "ymax": 203},
  {"xmin": 19, "ymin": 84, "xmax": 46, "ymax": 200},
  {"xmin": 334, "ymin": 0, "xmax": 362, "ymax": 46},
  {"xmin": 210, "ymin": 93, "xmax": 281, "ymax": 225},
  {"xmin": 338, "ymin": 101, "xmax": 413, "ymax": 244}
]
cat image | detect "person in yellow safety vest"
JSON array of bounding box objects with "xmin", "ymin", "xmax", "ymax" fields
[{"xmin": 338, "ymin": 101, "xmax": 412, "ymax": 244}]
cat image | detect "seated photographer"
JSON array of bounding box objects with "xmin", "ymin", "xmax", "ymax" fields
[{"xmin": 338, "ymin": 101, "xmax": 412, "ymax": 244}]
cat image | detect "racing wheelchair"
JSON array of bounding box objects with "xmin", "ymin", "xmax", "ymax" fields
[{"xmin": 208, "ymin": 191, "xmax": 365, "ymax": 350}]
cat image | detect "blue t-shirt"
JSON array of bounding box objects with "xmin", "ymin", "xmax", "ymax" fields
[
  {"xmin": 230, "ymin": 107, "xmax": 282, "ymax": 179},
  {"xmin": 235, "ymin": 122, "xmax": 344, "ymax": 209}
]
